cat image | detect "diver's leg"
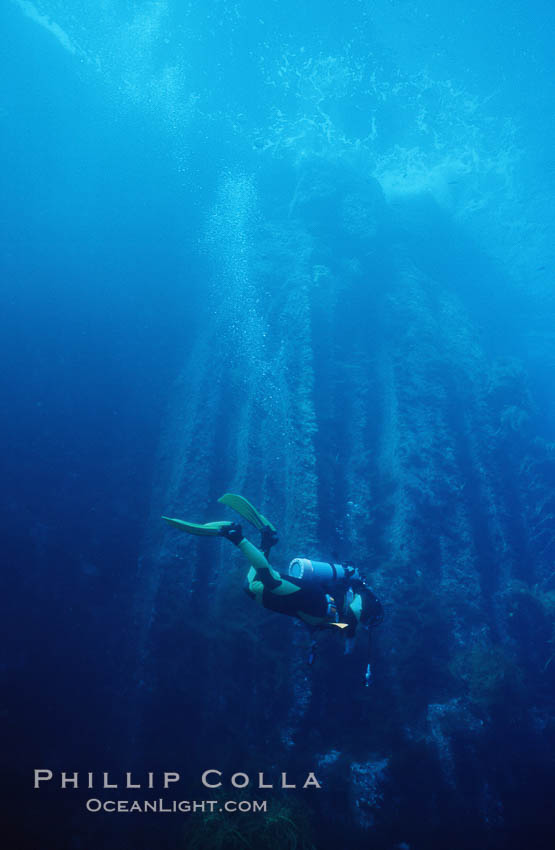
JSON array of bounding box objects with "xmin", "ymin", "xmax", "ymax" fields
[
  {"xmin": 221, "ymin": 523, "xmax": 283, "ymax": 588},
  {"xmin": 221, "ymin": 523, "xmax": 307, "ymax": 596}
]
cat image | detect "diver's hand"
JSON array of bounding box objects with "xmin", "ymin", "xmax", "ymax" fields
[{"xmin": 220, "ymin": 522, "xmax": 244, "ymax": 546}]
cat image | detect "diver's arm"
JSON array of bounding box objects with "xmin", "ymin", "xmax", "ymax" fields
[
  {"xmin": 344, "ymin": 609, "xmax": 358, "ymax": 654},
  {"xmin": 344, "ymin": 636, "xmax": 356, "ymax": 654}
]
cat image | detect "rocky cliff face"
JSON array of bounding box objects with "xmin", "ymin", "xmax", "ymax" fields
[{"xmin": 132, "ymin": 157, "xmax": 555, "ymax": 848}]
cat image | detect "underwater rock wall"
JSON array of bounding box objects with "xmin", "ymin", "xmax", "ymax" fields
[
  {"xmin": 132, "ymin": 157, "xmax": 555, "ymax": 845},
  {"xmin": 131, "ymin": 172, "xmax": 325, "ymax": 760}
]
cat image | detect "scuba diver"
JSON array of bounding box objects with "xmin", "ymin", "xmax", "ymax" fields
[{"xmin": 163, "ymin": 494, "xmax": 383, "ymax": 685}]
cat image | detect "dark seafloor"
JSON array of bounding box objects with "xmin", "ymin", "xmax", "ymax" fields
[{"xmin": 1, "ymin": 2, "xmax": 555, "ymax": 849}]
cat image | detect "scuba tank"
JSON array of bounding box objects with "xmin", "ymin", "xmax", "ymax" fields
[{"xmin": 288, "ymin": 558, "xmax": 350, "ymax": 584}]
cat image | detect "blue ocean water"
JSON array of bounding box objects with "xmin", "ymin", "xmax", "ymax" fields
[{"xmin": 2, "ymin": 2, "xmax": 554, "ymax": 849}]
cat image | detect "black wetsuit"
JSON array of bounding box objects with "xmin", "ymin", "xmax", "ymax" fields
[{"xmin": 239, "ymin": 537, "xmax": 381, "ymax": 634}]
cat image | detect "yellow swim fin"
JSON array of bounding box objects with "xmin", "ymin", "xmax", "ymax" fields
[
  {"xmin": 218, "ymin": 493, "xmax": 276, "ymax": 531},
  {"xmin": 161, "ymin": 517, "xmax": 233, "ymax": 536},
  {"xmin": 328, "ymin": 622, "xmax": 349, "ymax": 630}
]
